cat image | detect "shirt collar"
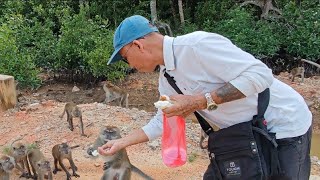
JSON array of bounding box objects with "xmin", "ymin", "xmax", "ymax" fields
[{"xmin": 163, "ymin": 35, "xmax": 175, "ymax": 71}]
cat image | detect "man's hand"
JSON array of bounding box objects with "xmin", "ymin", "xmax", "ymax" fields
[
  {"xmin": 98, "ymin": 138, "xmax": 127, "ymax": 156},
  {"xmin": 162, "ymin": 94, "xmax": 206, "ymax": 118}
]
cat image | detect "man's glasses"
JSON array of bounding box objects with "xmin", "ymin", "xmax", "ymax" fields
[
  {"xmin": 121, "ymin": 37, "xmax": 145, "ymax": 64},
  {"xmin": 122, "ymin": 43, "xmax": 133, "ymax": 64}
]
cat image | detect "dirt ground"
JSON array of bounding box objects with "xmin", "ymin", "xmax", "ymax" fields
[{"xmin": 1, "ymin": 71, "xmax": 320, "ymax": 180}]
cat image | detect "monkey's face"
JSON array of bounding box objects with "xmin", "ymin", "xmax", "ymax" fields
[
  {"xmin": 100, "ymin": 126, "xmax": 121, "ymax": 143},
  {"xmin": 58, "ymin": 143, "xmax": 71, "ymax": 155},
  {"xmin": 37, "ymin": 160, "xmax": 51, "ymax": 172},
  {"xmin": 12, "ymin": 143, "xmax": 27, "ymax": 157},
  {"xmin": 0, "ymin": 155, "xmax": 15, "ymax": 173}
]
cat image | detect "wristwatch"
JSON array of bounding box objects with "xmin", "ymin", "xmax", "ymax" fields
[{"xmin": 205, "ymin": 93, "xmax": 218, "ymax": 111}]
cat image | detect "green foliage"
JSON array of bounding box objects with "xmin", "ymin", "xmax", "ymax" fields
[
  {"xmin": 194, "ymin": 0, "xmax": 235, "ymax": 27},
  {"xmin": 212, "ymin": 8, "xmax": 281, "ymax": 58},
  {"xmin": 282, "ymin": 2, "xmax": 320, "ymax": 60},
  {"xmin": 56, "ymin": 3, "xmax": 126, "ymax": 80},
  {"xmin": 0, "ymin": 0, "xmax": 319, "ymax": 87},
  {"xmin": 0, "ymin": 24, "xmax": 41, "ymax": 89},
  {"xmin": 84, "ymin": 30, "xmax": 128, "ymax": 81}
]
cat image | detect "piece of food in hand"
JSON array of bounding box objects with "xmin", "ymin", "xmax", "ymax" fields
[
  {"xmin": 92, "ymin": 150, "xmax": 99, "ymax": 157},
  {"xmin": 154, "ymin": 95, "xmax": 173, "ymax": 109},
  {"xmin": 160, "ymin": 95, "xmax": 170, "ymax": 101}
]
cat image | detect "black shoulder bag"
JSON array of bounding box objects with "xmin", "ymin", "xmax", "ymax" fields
[{"xmin": 164, "ymin": 71, "xmax": 284, "ymax": 180}]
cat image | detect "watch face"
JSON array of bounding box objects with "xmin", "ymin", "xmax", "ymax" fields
[{"xmin": 208, "ymin": 104, "xmax": 218, "ymax": 111}]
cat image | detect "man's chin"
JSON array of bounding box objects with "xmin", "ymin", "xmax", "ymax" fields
[{"xmin": 136, "ymin": 65, "xmax": 160, "ymax": 73}]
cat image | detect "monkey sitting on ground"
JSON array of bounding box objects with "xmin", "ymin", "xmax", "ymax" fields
[
  {"xmin": 52, "ymin": 143, "xmax": 80, "ymax": 180},
  {"xmin": 87, "ymin": 125, "xmax": 153, "ymax": 180},
  {"xmin": 60, "ymin": 102, "xmax": 86, "ymax": 136},
  {"xmin": 0, "ymin": 155, "xmax": 15, "ymax": 180},
  {"xmin": 27, "ymin": 148, "xmax": 52, "ymax": 180},
  {"xmin": 290, "ymin": 67, "xmax": 305, "ymax": 83},
  {"xmin": 103, "ymin": 81, "xmax": 129, "ymax": 108},
  {"xmin": 8, "ymin": 139, "xmax": 31, "ymax": 178}
]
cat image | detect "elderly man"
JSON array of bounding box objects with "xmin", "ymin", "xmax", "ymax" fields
[{"xmin": 99, "ymin": 15, "xmax": 312, "ymax": 180}]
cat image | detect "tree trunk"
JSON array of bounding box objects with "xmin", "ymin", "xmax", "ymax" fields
[
  {"xmin": 150, "ymin": 0, "xmax": 157, "ymax": 23},
  {"xmin": 178, "ymin": 0, "xmax": 185, "ymax": 27},
  {"xmin": 150, "ymin": 0, "xmax": 173, "ymax": 36},
  {"xmin": 240, "ymin": 0, "xmax": 282, "ymax": 19},
  {"xmin": 0, "ymin": 74, "xmax": 17, "ymax": 112}
]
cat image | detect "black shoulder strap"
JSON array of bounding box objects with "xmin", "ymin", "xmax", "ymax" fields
[
  {"xmin": 164, "ymin": 70, "xmax": 270, "ymax": 135},
  {"xmin": 164, "ymin": 71, "xmax": 214, "ymax": 135}
]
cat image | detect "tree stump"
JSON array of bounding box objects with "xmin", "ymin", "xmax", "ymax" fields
[{"xmin": 0, "ymin": 74, "xmax": 17, "ymax": 112}]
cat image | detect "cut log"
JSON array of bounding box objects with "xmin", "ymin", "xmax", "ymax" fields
[{"xmin": 0, "ymin": 74, "xmax": 17, "ymax": 112}]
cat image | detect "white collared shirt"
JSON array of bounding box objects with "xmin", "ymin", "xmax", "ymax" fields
[{"xmin": 142, "ymin": 31, "xmax": 312, "ymax": 140}]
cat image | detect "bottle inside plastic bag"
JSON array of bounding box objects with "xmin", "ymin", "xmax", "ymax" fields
[{"xmin": 161, "ymin": 114, "xmax": 187, "ymax": 167}]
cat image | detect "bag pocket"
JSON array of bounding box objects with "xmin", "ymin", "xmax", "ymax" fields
[{"xmin": 208, "ymin": 121, "xmax": 264, "ymax": 180}]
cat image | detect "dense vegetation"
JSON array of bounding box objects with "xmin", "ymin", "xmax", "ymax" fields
[{"xmin": 0, "ymin": 0, "xmax": 319, "ymax": 88}]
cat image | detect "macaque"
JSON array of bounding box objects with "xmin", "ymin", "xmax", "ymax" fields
[
  {"xmin": 199, "ymin": 129, "xmax": 209, "ymax": 149},
  {"xmin": 52, "ymin": 143, "xmax": 80, "ymax": 179},
  {"xmin": 8, "ymin": 139, "xmax": 31, "ymax": 178},
  {"xmin": 103, "ymin": 81, "xmax": 129, "ymax": 108},
  {"xmin": 27, "ymin": 148, "xmax": 52, "ymax": 180},
  {"xmin": 290, "ymin": 67, "xmax": 305, "ymax": 82},
  {"xmin": 87, "ymin": 126, "xmax": 153, "ymax": 180},
  {"xmin": 0, "ymin": 155, "xmax": 15, "ymax": 180},
  {"xmin": 60, "ymin": 102, "xmax": 86, "ymax": 136}
]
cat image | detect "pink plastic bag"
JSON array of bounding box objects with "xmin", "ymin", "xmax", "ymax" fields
[{"xmin": 161, "ymin": 114, "xmax": 187, "ymax": 167}]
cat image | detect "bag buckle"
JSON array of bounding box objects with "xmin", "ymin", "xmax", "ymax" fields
[
  {"xmin": 208, "ymin": 152, "xmax": 215, "ymax": 160},
  {"xmin": 250, "ymin": 141, "xmax": 258, "ymax": 154}
]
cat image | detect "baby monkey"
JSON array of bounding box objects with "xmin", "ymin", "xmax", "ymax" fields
[
  {"xmin": 52, "ymin": 143, "xmax": 80, "ymax": 180},
  {"xmin": 60, "ymin": 102, "xmax": 86, "ymax": 136},
  {"xmin": 87, "ymin": 126, "xmax": 153, "ymax": 180},
  {"xmin": 103, "ymin": 81, "xmax": 129, "ymax": 108},
  {"xmin": 27, "ymin": 148, "xmax": 52, "ymax": 180},
  {"xmin": 0, "ymin": 155, "xmax": 15, "ymax": 180},
  {"xmin": 290, "ymin": 67, "xmax": 305, "ymax": 83}
]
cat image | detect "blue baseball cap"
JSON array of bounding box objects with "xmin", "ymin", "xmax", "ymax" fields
[{"xmin": 107, "ymin": 15, "xmax": 159, "ymax": 65}]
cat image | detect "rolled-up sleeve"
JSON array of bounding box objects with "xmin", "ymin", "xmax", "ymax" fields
[
  {"xmin": 142, "ymin": 109, "xmax": 163, "ymax": 140},
  {"xmin": 141, "ymin": 68, "xmax": 177, "ymax": 140}
]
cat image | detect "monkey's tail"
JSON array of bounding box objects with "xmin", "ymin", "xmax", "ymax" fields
[
  {"xmin": 70, "ymin": 145, "xmax": 80, "ymax": 149},
  {"xmin": 59, "ymin": 109, "xmax": 65, "ymax": 118},
  {"xmin": 131, "ymin": 165, "xmax": 154, "ymax": 180},
  {"xmin": 10, "ymin": 137, "xmax": 23, "ymax": 148}
]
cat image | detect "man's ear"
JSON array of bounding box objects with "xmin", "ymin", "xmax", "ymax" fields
[{"xmin": 133, "ymin": 39, "xmax": 144, "ymax": 52}]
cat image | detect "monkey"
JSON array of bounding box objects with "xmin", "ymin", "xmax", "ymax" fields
[
  {"xmin": 60, "ymin": 102, "xmax": 86, "ymax": 136},
  {"xmin": 103, "ymin": 81, "xmax": 129, "ymax": 108},
  {"xmin": 0, "ymin": 155, "xmax": 15, "ymax": 180},
  {"xmin": 7, "ymin": 138, "xmax": 32, "ymax": 178},
  {"xmin": 51, "ymin": 143, "xmax": 80, "ymax": 180},
  {"xmin": 199, "ymin": 129, "xmax": 209, "ymax": 149},
  {"xmin": 290, "ymin": 67, "xmax": 305, "ymax": 82},
  {"xmin": 87, "ymin": 125, "xmax": 153, "ymax": 180},
  {"xmin": 27, "ymin": 148, "xmax": 52, "ymax": 180}
]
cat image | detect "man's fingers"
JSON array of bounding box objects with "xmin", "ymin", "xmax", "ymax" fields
[{"xmin": 98, "ymin": 146, "xmax": 114, "ymax": 156}]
